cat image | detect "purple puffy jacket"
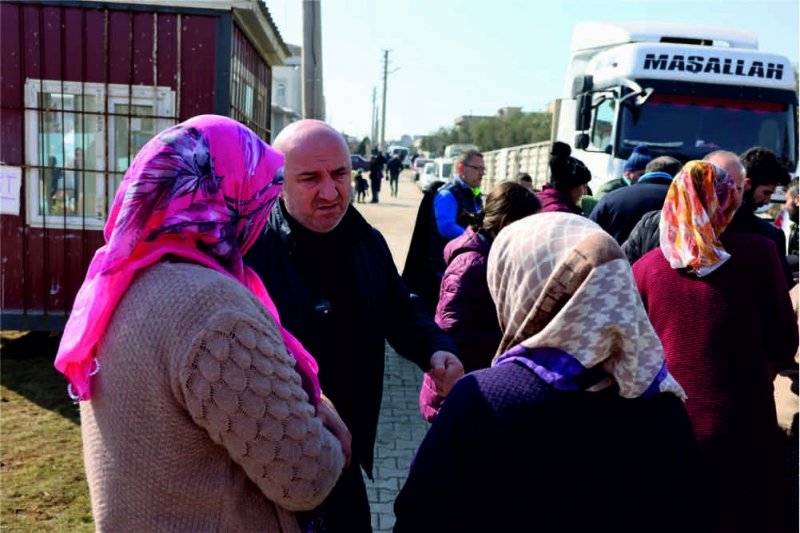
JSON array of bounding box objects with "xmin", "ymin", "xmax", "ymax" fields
[
  {"xmin": 537, "ymin": 184, "xmax": 584, "ymax": 215},
  {"xmin": 420, "ymin": 227, "xmax": 503, "ymax": 422},
  {"xmin": 435, "ymin": 227, "xmax": 502, "ymax": 372}
]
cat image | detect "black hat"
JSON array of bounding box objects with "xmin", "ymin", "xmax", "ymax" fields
[{"xmin": 549, "ymin": 142, "xmax": 591, "ymax": 192}]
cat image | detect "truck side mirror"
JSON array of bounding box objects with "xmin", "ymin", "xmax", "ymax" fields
[
  {"xmin": 574, "ymin": 133, "xmax": 590, "ymax": 150},
  {"xmin": 572, "ymin": 75, "xmax": 593, "ymax": 97},
  {"xmin": 575, "ymin": 94, "xmax": 592, "ymax": 132}
]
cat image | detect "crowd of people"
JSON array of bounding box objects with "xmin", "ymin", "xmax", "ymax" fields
[
  {"xmin": 55, "ymin": 114, "xmax": 798, "ymax": 533},
  {"xmin": 354, "ymin": 147, "xmax": 409, "ymax": 204}
]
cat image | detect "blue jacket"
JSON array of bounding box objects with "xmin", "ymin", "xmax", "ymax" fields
[{"xmin": 429, "ymin": 178, "xmax": 482, "ymax": 275}]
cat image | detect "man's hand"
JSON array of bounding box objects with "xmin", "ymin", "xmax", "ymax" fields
[
  {"xmin": 428, "ymin": 351, "xmax": 464, "ymax": 397},
  {"xmin": 318, "ymin": 394, "xmax": 352, "ymax": 467}
]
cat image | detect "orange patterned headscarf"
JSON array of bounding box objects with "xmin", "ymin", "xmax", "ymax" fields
[{"xmin": 659, "ymin": 160, "xmax": 740, "ymax": 277}]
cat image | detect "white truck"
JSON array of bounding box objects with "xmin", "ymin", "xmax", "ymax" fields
[{"xmin": 548, "ymin": 21, "xmax": 797, "ymax": 193}]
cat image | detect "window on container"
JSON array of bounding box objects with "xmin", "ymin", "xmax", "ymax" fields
[
  {"xmin": 36, "ymin": 91, "xmax": 101, "ymax": 219},
  {"xmin": 25, "ymin": 80, "xmax": 175, "ymax": 230},
  {"xmin": 230, "ymin": 47, "xmax": 271, "ymax": 141}
]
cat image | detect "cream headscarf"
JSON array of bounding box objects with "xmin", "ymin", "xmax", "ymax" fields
[{"xmin": 487, "ymin": 212, "xmax": 685, "ymax": 400}]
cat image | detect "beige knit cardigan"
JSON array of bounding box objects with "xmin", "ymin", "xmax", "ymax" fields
[{"xmin": 80, "ymin": 261, "xmax": 344, "ymax": 532}]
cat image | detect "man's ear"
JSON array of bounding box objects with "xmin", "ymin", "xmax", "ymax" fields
[
  {"xmin": 744, "ymin": 177, "xmax": 753, "ymax": 191},
  {"xmin": 457, "ymin": 163, "xmax": 464, "ymax": 176}
]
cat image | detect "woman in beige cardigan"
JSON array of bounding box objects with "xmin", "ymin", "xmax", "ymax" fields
[{"xmin": 55, "ymin": 115, "xmax": 348, "ymax": 532}]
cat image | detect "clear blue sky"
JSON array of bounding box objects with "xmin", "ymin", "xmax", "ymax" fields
[{"xmin": 266, "ymin": 0, "xmax": 799, "ymax": 142}]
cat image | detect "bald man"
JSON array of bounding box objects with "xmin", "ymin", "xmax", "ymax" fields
[{"xmin": 244, "ymin": 120, "xmax": 462, "ymax": 532}]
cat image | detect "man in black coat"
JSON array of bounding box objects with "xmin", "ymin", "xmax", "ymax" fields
[
  {"xmin": 729, "ymin": 147, "xmax": 794, "ymax": 288},
  {"xmin": 590, "ymin": 156, "xmax": 682, "ymax": 244},
  {"xmin": 386, "ymin": 153, "xmax": 404, "ymax": 197},
  {"xmin": 245, "ymin": 119, "xmax": 463, "ymax": 533}
]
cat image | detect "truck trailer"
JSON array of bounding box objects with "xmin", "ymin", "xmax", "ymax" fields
[{"xmin": 552, "ymin": 21, "xmax": 797, "ymax": 193}]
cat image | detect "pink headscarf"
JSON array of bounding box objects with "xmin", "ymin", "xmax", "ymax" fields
[{"xmin": 54, "ymin": 114, "xmax": 321, "ymax": 404}]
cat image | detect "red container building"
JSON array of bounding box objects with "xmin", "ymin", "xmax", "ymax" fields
[{"xmin": 1, "ymin": 0, "xmax": 290, "ymax": 330}]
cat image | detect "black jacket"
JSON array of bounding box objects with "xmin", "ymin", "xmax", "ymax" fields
[
  {"xmin": 244, "ymin": 201, "xmax": 457, "ymax": 476},
  {"xmin": 622, "ymin": 209, "xmax": 661, "ymax": 265},
  {"xmin": 623, "ymin": 207, "xmax": 796, "ymax": 288},
  {"xmin": 590, "ymin": 174, "xmax": 673, "ymax": 244},
  {"xmin": 386, "ymin": 156, "xmax": 404, "ymax": 177},
  {"xmin": 727, "ymin": 208, "xmax": 795, "ymax": 288},
  {"xmin": 403, "ymin": 181, "xmax": 446, "ymax": 316}
]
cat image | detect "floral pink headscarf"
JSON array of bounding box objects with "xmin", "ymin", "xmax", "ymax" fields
[
  {"xmin": 54, "ymin": 114, "xmax": 321, "ymax": 404},
  {"xmin": 659, "ymin": 160, "xmax": 740, "ymax": 277}
]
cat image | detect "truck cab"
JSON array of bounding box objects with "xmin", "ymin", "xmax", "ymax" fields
[{"xmin": 555, "ymin": 22, "xmax": 798, "ymax": 193}]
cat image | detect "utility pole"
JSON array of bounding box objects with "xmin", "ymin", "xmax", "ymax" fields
[
  {"xmin": 380, "ymin": 50, "xmax": 390, "ymax": 152},
  {"xmin": 371, "ymin": 86, "xmax": 378, "ymax": 152},
  {"xmin": 302, "ymin": 0, "xmax": 324, "ymax": 120}
]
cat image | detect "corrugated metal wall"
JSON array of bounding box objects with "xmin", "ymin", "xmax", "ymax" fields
[
  {"xmin": 0, "ymin": 2, "xmax": 222, "ymax": 330},
  {"xmin": 483, "ymin": 141, "xmax": 552, "ymax": 192}
]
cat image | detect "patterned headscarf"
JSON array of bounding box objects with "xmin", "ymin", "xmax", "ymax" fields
[
  {"xmin": 487, "ymin": 212, "xmax": 685, "ymax": 400},
  {"xmin": 54, "ymin": 115, "xmax": 321, "ymax": 404},
  {"xmin": 659, "ymin": 160, "xmax": 739, "ymax": 277}
]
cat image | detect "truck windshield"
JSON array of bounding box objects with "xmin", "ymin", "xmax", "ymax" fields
[{"xmin": 617, "ymin": 93, "xmax": 797, "ymax": 169}]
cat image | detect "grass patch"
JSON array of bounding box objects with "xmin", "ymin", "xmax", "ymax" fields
[{"xmin": 1, "ymin": 331, "xmax": 94, "ymax": 532}]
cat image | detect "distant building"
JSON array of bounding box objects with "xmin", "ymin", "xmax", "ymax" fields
[
  {"xmin": 271, "ymin": 43, "xmax": 302, "ymax": 142},
  {"xmin": 454, "ymin": 114, "xmax": 492, "ymax": 127},
  {"xmin": 497, "ymin": 106, "xmax": 522, "ymax": 116}
]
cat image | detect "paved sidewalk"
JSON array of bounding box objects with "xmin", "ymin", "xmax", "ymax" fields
[
  {"xmin": 354, "ymin": 171, "xmax": 431, "ymax": 532},
  {"xmin": 365, "ymin": 346, "xmax": 430, "ymax": 532}
]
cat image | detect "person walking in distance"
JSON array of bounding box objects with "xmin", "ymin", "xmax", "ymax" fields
[{"xmin": 386, "ymin": 153, "xmax": 404, "ymax": 198}]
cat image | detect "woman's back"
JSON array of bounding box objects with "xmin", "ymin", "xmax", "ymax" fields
[
  {"xmin": 634, "ymin": 232, "xmax": 797, "ymax": 532},
  {"xmin": 634, "ymin": 233, "xmax": 796, "ymax": 437},
  {"xmin": 396, "ymin": 362, "xmax": 706, "ymax": 533},
  {"xmin": 82, "ymin": 262, "xmax": 343, "ymax": 532}
]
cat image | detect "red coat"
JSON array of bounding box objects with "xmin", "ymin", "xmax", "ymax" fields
[{"xmin": 634, "ymin": 232, "xmax": 797, "ymax": 532}]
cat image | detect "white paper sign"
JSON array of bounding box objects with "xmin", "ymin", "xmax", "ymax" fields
[{"xmin": 0, "ymin": 165, "xmax": 22, "ymax": 216}]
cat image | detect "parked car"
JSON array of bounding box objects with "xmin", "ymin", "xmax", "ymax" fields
[
  {"xmin": 412, "ymin": 158, "xmax": 433, "ymax": 181},
  {"xmin": 419, "ymin": 158, "xmax": 453, "ymax": 192},
  {"xmin": 434, "ymin": 158, "xmax": 454, "ymax": 182},
  {"xmin": 418, "ymin": 162, "xmax": 439, "ymax": 192},
  {"xmin": 350, "ymin": 154, "xmax": 371, "ymax": 171}
]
